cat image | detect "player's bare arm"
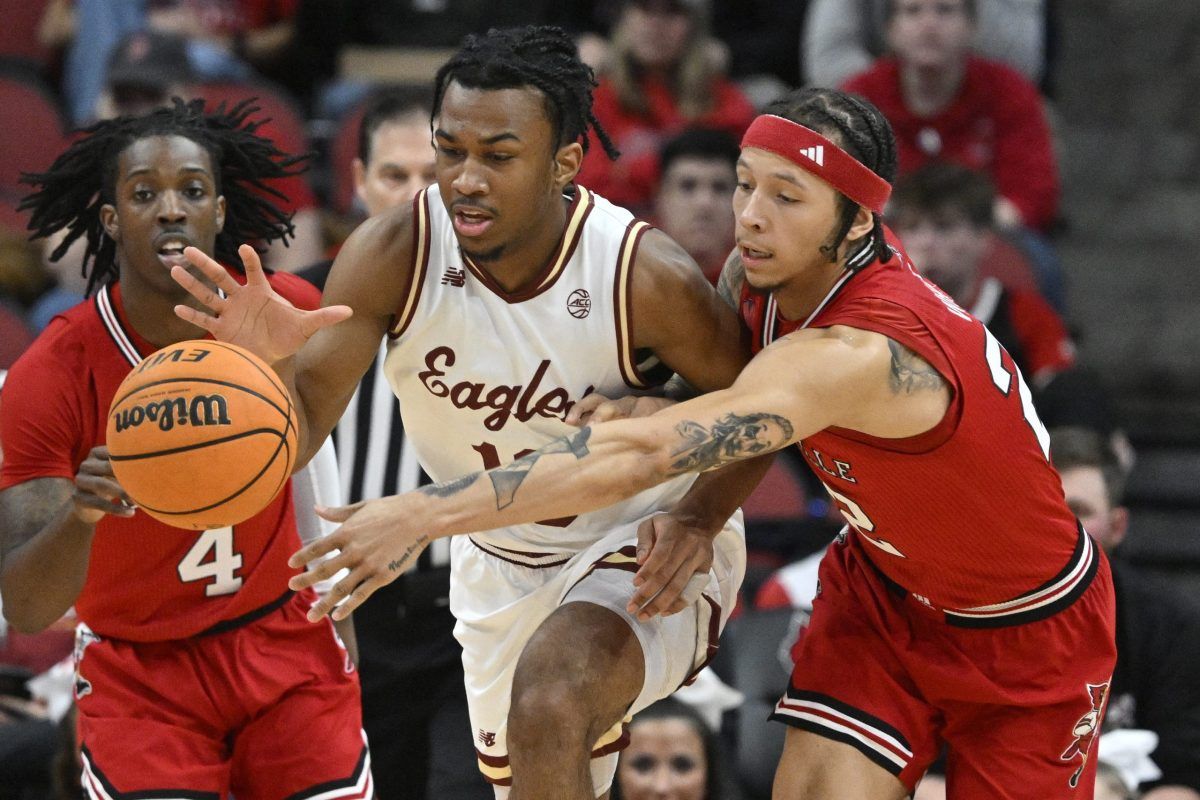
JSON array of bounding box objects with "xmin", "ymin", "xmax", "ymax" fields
[
  {"xmin": 624, "ymin": 232, "xmax": 768, "ymax": 617},
  {"xmin": 290, "ymin": 207, "xmax": 417, "ymax": 463},
  {"xmin": 175, "ymin": 206, "xmax": 417, "ymax": 466},
  {"xmin": 290, "ymin": 323, "xmax": 948, "ymax": 622},
  {"xmin": 715, "ymin": 247, "xmax": 745, "ymax": 311},
  {"xmin": 0, "ymin": 448, "xmax": 135, "ymax": 632}
]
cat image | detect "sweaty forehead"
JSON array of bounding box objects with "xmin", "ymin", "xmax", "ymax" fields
[
  {"xmin": 117, "ymin": 134, "xmax": 214, "ymax": 180},
  {"xmin": 437, "ymin": 82, "xmax": 553, "ymax": 144}
]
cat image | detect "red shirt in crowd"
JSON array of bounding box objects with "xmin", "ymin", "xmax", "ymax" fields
[
  {"xmin": 844, "ymin": 56, "xmax": 1060, "ymax": 232},
  {"xmin": 578, "ymin": 75, "xmax": 756, "ymax": 212}
]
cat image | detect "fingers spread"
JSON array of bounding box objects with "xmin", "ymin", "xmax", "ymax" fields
[
  {"xmin": 301, "ymin": 305, "xmax": 354, "ymax": 337},
  {"xmin": 180, "ymin": 249, "xmax": 241, "ymax": 294},
  {"xmin": 239, "ymin": 244, "xmax": 268, "ymax": 285},
  {"xmin": 173, "ymin": 304, "xmax": 220, "ymax": 332},
  {"xmin": 288, "ymin": 536, "xmax": 341, "ymax": 569},
  {"xmin": 315, "ymin": 501, "xmax": 364, "ymax": 523}
]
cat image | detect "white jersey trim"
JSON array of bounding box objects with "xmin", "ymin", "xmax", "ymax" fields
[
  {"xmin": 614, "ymin": 220, "xmax": 654, "ymax": 388},
  {"xmin": 389, "ymin": 188, "xmax": 432, "ymax": 338},
  {"xmin": 459, "ymin": 186, "xmax": 595, "ymax": 303},
  {"xmin": 95, "ymin": 286, "xmax": 142, "ymax": 368}
]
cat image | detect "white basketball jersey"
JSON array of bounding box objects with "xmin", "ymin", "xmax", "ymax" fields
[{"xmin": 384, "ymin": 185, "xmax": 693, "ymax": 552}]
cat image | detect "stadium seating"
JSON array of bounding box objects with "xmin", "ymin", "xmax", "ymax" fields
[{"xmin": 0, "ymin": 73, "xmax": 65, "ymax": 235}]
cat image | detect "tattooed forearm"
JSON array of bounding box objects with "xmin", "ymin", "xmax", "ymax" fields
[
  {"xmin": 887, "ymin": 339, "xmax": 947, "ymax": 395},
  {"xmin": 419, "ymin": 472, "xmax": 480, "ymax": 498},
  {"xmin": 387, "ymin": 534, "xmax": 430, "ymax": 573},
  {"xmin": 488, "ymin": 427, "xmax": 592, "ymax": 510},
  {"xmin": 667, "ymin": 413, "xmax": 793, "ymax": 474}
]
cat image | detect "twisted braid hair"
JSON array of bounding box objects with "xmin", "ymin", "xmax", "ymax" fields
[
  {"xmin": 433, "ymin": 25, "xmax": 619, "ymax": 161},
  {"xmin": 763, "ymin": 87, "xmax": 898, "ymax": 266},
  {"xmin": 20, "ymin": 97, "xmax": 309, "ymax": 296}
]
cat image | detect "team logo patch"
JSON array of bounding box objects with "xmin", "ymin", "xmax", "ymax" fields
[
  {"xmin": 1061, "ymin": 681, "xmax": 1110, "ymax": 788},
  {"xmin": 567, "ymin": 289, "xmax": 591, "ymax": 318},
  {"xmin": 478, "ymin": 729, "xmax": 497, "ymax": 748}
]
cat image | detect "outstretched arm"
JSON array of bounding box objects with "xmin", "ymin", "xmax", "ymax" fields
[
  {"xmin": 291, "ymin": 324, "xmax": 951, "ymax": 621},
  {"xmin": 174, "ymin": 208, "xmax": 415, "ymax": 467}
]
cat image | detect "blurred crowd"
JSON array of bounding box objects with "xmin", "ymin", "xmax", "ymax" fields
[{"xmin": 0, "ymin": 1, "xmax": 1196, "ymax": 799}]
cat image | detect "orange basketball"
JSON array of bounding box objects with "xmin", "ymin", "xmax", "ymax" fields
[{"xmin": 106, "ymin": 340, "xmax": 297, "ymax": 530}]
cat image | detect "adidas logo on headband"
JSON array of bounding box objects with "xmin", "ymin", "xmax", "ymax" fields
[{"xmin": 799, "ymin": 145, "xmax": 824, "ymax": 166}]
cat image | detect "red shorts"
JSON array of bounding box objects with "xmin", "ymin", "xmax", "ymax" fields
[
  {"xmin": 771, "ymin": 531, "xmax": 1116, "ymax": 798},
  {"xmin": 75, "ymin": 591, "xmax": 372, "ymax": 800}
]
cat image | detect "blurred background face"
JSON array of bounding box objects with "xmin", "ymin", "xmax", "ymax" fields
[
  {"xmin": 622, "ymin": 0, "xmax": 694, "ymax": 70},
  {"xmin": 655, "ymin": 157, "xmax": 736, "ymax": 270},
  {"xmin": 891, "ymin": 207, "xmax": 987, "ymax": 305},
  {"xmin": 1059, "ymin": 465, "xmax": 1128, "ymax": 552},
  {"xmin": 355, "ymin": 117, "xmax": 436, "ymax": 217},
  {"xmin": 617, "ymin": 718, "xmax": 707, "ymax": 800},
  {"xmin": 887, "ymin": 0, "xmax": 974, "ymax": 71}
]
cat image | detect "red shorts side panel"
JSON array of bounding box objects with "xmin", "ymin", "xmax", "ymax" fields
[
  {"xmin": 76, "ymin": 592, "xmax": 371, "ymax": 800},
  {"xmin": 771, "ymin": 536, "xmax": 1117, "ymax": 797}
]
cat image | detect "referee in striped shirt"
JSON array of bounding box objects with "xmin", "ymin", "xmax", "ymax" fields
[{"xmin": 301, "ymin": 90, "xmax": 489, "ymax": 800}]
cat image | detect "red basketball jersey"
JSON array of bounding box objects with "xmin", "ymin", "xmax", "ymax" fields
[
  {"xmin": 740, "ymin": 229, "xmax": 1084, "ymax": 614},
  {"xmin": 0, "ymin": 270, "xmax": 320, "ymax": 641}
]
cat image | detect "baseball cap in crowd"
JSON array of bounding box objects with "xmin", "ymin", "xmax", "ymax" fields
[{"xmin": 107, "ymin": 30, "xmax": 195, "ymax": 93}]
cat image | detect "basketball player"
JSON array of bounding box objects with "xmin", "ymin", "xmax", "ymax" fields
[
  {"xmin": 174, "ymin": 25, "xmax": 757, "ymax": 800},
  {"xmin": 276, "ymin": 88, "xmax": 1118, "ymax": 799},
  {"xmin": 0, "ymin": 101, "xmax": 372, "ymax": 800},
  {"xmin": 300, "ymin": 89, "xmax": 491, "ymax": 800}
]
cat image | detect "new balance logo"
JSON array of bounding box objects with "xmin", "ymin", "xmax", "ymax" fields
[
  {"xmin": 799, "ymin": 145, "xmax": 824, "ymax": 166},
  {"xmin": 441, "ymin": 268, "xmax": 466, "ymax": 287}
]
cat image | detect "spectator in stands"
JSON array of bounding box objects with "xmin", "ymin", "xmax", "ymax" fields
[
  {"xmin": 1052, "ymin": 427, "xmax": 1200, "ymax": 800},
  {"xmin": 804, "ymin": 0, "xmax": 1050, "ymax": 89},
  {"xmin": 578, "ymin": 0, "xmax": 756, "ymax": 213},
  {"xmin": 613, "ymin": 695, "xmax": 743, "ymax": 800},
  {"xmin": 298, "ymin": 90, "xmax": 487, "ymax": 800},
  {"xmin": 94, "ymin": 29, "xmax": 322, "ymax": 273},
  {"xmin": 888, "ymin": 164, "xmax": 1070, "ymax": 384},
  {"xmin": 842, "ymin": 0, "xmax": 1060, "ymax": 233},
  {"xmin": 888, "ymin": 163, "xmax": 1117, "ymax": 435},
  {"xmin": 53, "ymin": 0, "xmax": 299, "ymax": 126},
  {"xmin": 652, "ymin": 128, "xmax": 739, "ymax": 284}
]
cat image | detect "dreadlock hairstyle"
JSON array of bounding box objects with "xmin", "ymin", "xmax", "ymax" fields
[
  {"xmin": 20, "ymin": 97, "xmax": 310, "ymax": 297},
  {"xmin": 432, "ymin": 25, "xmax": 619, "ymax": 163},
  {"xmin": 763, "ymin": 87, "xmax": 898, "ymax": 267}
]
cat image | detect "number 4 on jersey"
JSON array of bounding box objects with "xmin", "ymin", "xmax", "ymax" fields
[{"xmin": 178, "ymin": 526, "xmax": 243, "ymax": 596}]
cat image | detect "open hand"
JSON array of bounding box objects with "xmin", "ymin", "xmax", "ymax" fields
[
  {"xmin": 171, "ymin": 244, "xmax": 352, "ymax": 364},
  {"xmin": 287, "ymin": 497, "xmax": 433, "ymax": 622},
  {"xmin": 626, "ymin": 513, "xmax": 716, "ymax": 621}
]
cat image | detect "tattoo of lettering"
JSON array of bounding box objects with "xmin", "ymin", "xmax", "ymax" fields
[
  {"xmin": 387, "ymin": 534, "xmax": 430, "ymax": 573},
  {"xmin": 887, "ymin": 339, "xmax": 947, "ymax": 395},
  {"xmin": 668, "ymin": 413, "xmax": 794, "ymax": 474},
  {"xmin": 418, "ymin": 472, "xmax": 479, "ymax": 498},
  {"xmin": 489, "ymin": 427, "xmax": 592, "ymax": 510}
]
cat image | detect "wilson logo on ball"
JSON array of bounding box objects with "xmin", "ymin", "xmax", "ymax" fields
[{"xmin": 111, "ymin": 394, "xmax": 233, "ymax": 434}]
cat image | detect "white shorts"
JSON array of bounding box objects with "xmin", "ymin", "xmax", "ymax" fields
[{"xmin": 449, "ymin": 512, "xmax": 745, "ymax": 798}]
